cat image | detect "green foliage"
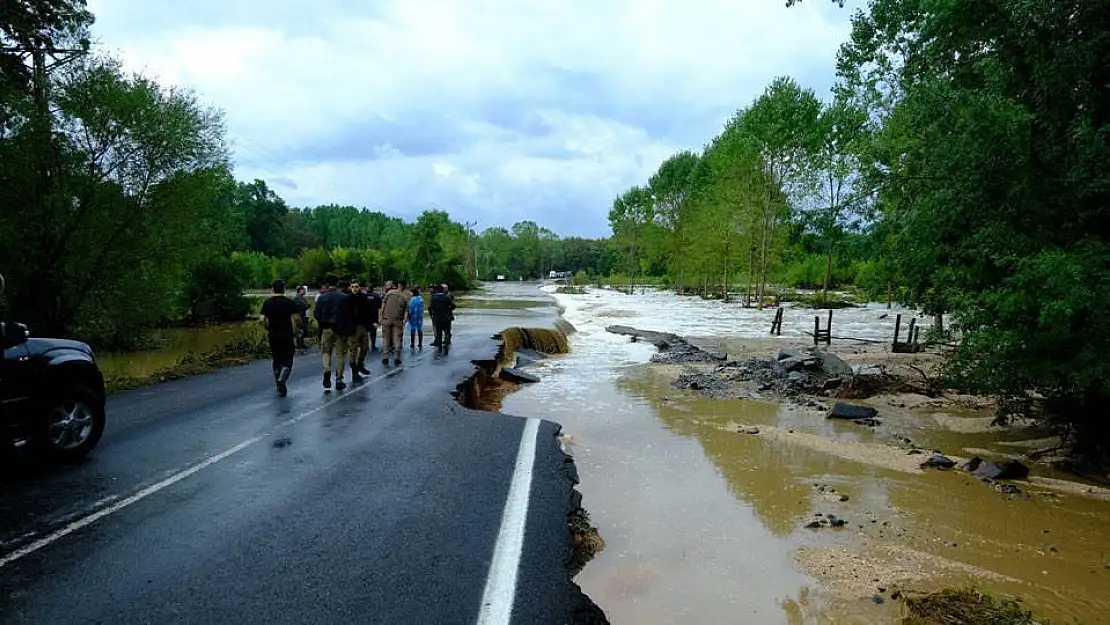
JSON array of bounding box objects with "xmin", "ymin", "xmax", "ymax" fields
[
  {"xmin": 180, "ymin": 256, "xmax": 251, "ymax": 324},
  {"xmin": 837, "ymin": 0, "xmax": 1110, "ymax": 454}
]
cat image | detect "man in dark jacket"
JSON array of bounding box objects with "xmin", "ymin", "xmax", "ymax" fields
[
  {"xmin": 348, "ymin": 281, "xmax": 376, "ymax": 375},
  {"xmin": 429, "ymin": 283, "xmax": 456, "ymax": 349},
  {"xmin": 313, "ymin": 277, "xmax": 361, "ymax": 389}
]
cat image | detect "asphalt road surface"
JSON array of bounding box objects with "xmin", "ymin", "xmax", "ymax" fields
[{"xmin": 0, "ymin": 332, "xmax": 593, "ymax": 624}]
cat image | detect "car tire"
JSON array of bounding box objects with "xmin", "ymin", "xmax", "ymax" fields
[{"xmin": 33, "ymin": 387, "xmax": 106, "ymax": 463}]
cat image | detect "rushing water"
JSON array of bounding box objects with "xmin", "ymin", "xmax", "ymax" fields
[{"xmin": 500, "ymin": 283, "xmax": 1110, "ymax": 625}]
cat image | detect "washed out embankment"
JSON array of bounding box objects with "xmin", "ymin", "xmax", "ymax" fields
[{"xmin": 454, "ymin": 320, "xmax": 610, "ymax": 625}]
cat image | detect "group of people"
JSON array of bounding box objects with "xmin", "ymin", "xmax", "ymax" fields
[{"xmin": 259, "ymin": 277, "xmax": 457, "ymax": 396}]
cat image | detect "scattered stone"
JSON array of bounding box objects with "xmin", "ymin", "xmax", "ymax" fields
[
  {"xmin": 872, "ymin": 594, "xmax": 885, "ymax": 604},
  {"xmin": 907, "ymin": 449, "xmax": 924, "ymax": 455},
  {"xmin": 839, "ymin": 494, "xmax": 850, "ymax": 502},
  {"xmin": 921, "ymin": 453, "xmax": 957, "ymax": 469},
  {"xmin": 828, "ymin": 402, "xmax": 879, "ymax": 420},
  {"xmin": 500, "ymin": 367, "xmax": 540, "ymax": 384},
  {"xmin": 854, "ymin": 417, "xmax": 882, "ymax": 428},
  {"xmin": 742, "ymin": 426, "xmax": 761, "ymax": 435}
]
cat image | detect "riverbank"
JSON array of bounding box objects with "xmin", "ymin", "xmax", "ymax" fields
[{"xmin": 501, "ymin": 284, "xmax": 1110, "ymax": 624}]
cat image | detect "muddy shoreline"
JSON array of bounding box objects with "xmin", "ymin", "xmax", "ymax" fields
[{"xmin": 606, "ymin": 323, "xmax": 1110, "ymax": 623}]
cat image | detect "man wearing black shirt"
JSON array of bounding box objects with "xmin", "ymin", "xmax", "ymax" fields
[
  {"xmin": 259, "ymin": 279, "xmax": 301, "ymax": 397},
  {"xmin": 429, "ymin": 283, "xmax": 456, "ymax": 350}
]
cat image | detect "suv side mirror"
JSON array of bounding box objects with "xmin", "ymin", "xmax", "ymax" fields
[{"xmin": 1, "ymin": 321, "xmax": 29, "ymax": 349}]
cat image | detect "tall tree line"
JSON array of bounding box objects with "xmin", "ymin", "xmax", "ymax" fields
[
  {"xmin": 0, "ymin": 0, "xmax": 559, "ymax": 349},
  {"xmin": 609, "ymin": 76, "xmax": 875, "ymax": 305}
]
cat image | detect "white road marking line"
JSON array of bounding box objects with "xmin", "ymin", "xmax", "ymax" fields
[
  {"xmin": 0, "ymin": 355, "xmax": 427, "ymax": 569},
  {"xmin": 476, "ymin": 417, "xmax": 541, "ymax": 625}
]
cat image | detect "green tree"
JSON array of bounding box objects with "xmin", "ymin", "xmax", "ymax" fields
[{"xmin": 839, "ymin": 0, "xmax": 1110, "ymax": 456}]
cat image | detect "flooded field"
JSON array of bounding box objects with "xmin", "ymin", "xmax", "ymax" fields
[{"xmin": 501, "ymin": 284, "xmax": 1110, "ymax": 624}]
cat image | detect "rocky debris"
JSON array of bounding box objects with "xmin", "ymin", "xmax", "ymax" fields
[
  {"xmin": 920, "ymin": 453, "xmax": 957, "ymax": 469},
  {"xmin": 742, "ymin": 426, "xmax": 761, "ymax": 435},
  {"xmin": 805, "ymin": 513, "xmax": 848, "ymax": 529},
  {"xmin": 606, "ymin": 325, "xmax": 726, "ymax": 365},
  {"xmin": 667, "ymin": 342, "xmax": 870, "ymax": 404},
  {"xmin": 500, "ymin": 367, "xmax": 540, "ymax": 384}
]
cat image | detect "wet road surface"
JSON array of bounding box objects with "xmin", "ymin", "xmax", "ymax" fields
[{"xmin": 0, "ymin": 331, "xmax": 580, "ymax": 624}]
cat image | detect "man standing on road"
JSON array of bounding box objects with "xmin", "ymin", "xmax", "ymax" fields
[
  {"xmin": 314, "ymin": 277, "xmax": 361, "ymax": 390},
  {"xmin": 429, "ymin": 283, "xmax": 456, "ymax": 349},
  {"xmin": 348, "ymin": 281, "xmax": 373, "ymax": 375},
  {"xmin": 379, "ymin": 280, "xmax": 407, "ymax": 367},
  {"xmin": 259, "ymin": 279, "xmax": 301, "ymax": 397}
]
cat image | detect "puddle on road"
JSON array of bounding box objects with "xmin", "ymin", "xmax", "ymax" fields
[{"xmin": 501, "ymin": 285, "xmax": 1110, "ymax": 625}]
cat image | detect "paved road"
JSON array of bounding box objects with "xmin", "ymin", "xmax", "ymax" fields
[{"xmin": 0, "ymin": 332, "xmax": 594, "ymax": 624}]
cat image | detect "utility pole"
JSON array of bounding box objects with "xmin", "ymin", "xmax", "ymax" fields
[{"xmin": 464, "ymin": 221, "xmax": 478, "ymax": 280}]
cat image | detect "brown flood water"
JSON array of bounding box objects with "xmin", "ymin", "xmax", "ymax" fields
[{"xmin": 503, "ymin": 327, "xmax": 1110, "ymax": 624}]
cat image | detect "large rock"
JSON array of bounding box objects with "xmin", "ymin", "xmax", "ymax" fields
[
  {"xmin": 827, "ymin": 402, "xmax": 879, "ymax": 420},
  {"xmin": 777, "ymin": 348, "xmax": 803, "ymax": 362},
  {"xmin": 971, "ymin": 460, "xmax": 1030, "ymax": 481},
  {"xmin": 813, "ymin": 350, "xmax": 852, "ymax": 377},
  {"xmin": 514, "ymin": 348, "xmax": 546, "ymax": 368},
  {"xmin": 851, "ymin": 364, "xmax": 884, "ymax": 377},
  {"xmin": 500, "ymin": 367, "xmax": 540, "ymax": 384},
  {"xmin": 778, "ymin": 356, "xmax": 807, "ymax": 372}
]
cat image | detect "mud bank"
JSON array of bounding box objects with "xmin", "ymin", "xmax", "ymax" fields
[
  {"xmin": 455, "ymin": 325, "xmax": 610, "ymax": 625},
  {"xmin": 607, "ymin": 324, "xmax": 1110, "ymax": 623}
]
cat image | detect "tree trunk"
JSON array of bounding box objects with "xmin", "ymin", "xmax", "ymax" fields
[
  {"xmin": 722, "ymin": 256, "xmax": 729, "ymax": 303},
  {"xmin": 822, "ymin": 246, "xmax": 834, "ymax": 305},
  {"xmin": 887, "ymin": 282, "xmax": 893, "ymax": 310},
  {"xmin": 757, "ymin": 214, "xmax": 770, "ymax": 311}
]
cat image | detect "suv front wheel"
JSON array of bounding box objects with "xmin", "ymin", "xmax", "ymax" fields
[{"xmin": 35, "ymin": 388, "xmax": 106, "ymax": 463}]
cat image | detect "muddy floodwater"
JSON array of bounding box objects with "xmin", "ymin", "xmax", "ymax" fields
[{"xmin": 501, "ymin": 284, "xmax": 1110, "ymax": 624}]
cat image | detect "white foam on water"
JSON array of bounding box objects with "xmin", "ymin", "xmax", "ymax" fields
[{"xmin": 546, "ymin": 284, "xmax": 935, "ymax": 345}]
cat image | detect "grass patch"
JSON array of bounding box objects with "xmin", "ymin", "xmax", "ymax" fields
[
  {"xmin": 104, "ymin": 327, "xmax": 315, "ymax": 393},
  {"xmin": 901, "ymin": 588, "xmax": 1045, "ymax": 625},
  {"xmin": 555, "ymin": 285, "xmax": 586, "ymax": 295}
]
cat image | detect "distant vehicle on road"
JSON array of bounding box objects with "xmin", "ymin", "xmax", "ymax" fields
[
  {"xmin": 496, "ymin": 274, "xmax": 506, "ymax": 281},
  {"xmin": 1, "ymin": 273, "xmax": 107, "ymax": 462},
  {"xmin": 547, "ymin": 270, "xmax": 572, "ymax": 281}
]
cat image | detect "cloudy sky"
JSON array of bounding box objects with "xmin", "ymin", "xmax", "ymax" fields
[{"xmin": 85, "ymin": 0, "xmax": 853, "ymax": 238}]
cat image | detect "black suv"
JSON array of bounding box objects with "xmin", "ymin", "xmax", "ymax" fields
[{"xmin": 1, "ymin": 274, "xmax": 107, "ymax": 462}]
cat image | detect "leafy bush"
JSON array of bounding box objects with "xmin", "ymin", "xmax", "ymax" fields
[{"xmin": 180, "ymin": 256, "xmax": 252, "ymax": 323}]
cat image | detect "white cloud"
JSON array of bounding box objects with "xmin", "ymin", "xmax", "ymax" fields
[{"xmin": 86, "ymin": 0, "xmax": 854, "ymax": 237}]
